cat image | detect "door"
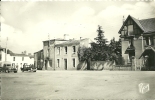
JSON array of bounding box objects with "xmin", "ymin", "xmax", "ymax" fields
[{"xmin": 64, "ymin": 59, "xmax": 67, "ymax": 70}]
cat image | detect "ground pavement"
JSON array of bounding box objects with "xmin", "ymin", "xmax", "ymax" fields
[{"xmin": 1, "ymin": 70, "xmax": 155, "ymax": 99}]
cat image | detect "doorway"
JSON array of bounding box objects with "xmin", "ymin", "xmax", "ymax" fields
[{"xmin": 64, "ymin": 59, "xmax": 67, "ymax": 70}]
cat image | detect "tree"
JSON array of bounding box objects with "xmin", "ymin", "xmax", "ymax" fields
[
  {"xmin": 77, "ymin": 46, "xmax": 92, "ymax": 70},
  {"xmin": 92, "ymin": 25, "xmax": 109, "ymax": 61},
  {"xmin": 94, "ymin": 25, "xmax": 108, "ymax": 46},
  {"xmin": 108, "ymin": 37, "xmax": 122, "ymax": 64}
]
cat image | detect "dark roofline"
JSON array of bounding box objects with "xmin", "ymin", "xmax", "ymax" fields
[
  {"xmin": 139, "ymin": 17, "xmax": 155, "ymax": 21},
  {"xmin": 55, "ymin": 38, "xmax": 90, "ymax": 47},
  {"xmin": 118, "ymin": 15, "xmax": 144, "ymax": 34},
  {"xmin": 10, "ymin": 53, "xmax": 29, "ymax": 57},
  {"xmin": 42, "ymin": 39, "xmax": 67, "ymax": 42},
  {"xmin": 34, "ymin": 49, "xmax": 43, "ymax": 54}
]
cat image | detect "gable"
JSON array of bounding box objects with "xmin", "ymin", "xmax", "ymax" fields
[{"xmin": 119, "ymin": 15, "xmax": 143, "ymax": 36}]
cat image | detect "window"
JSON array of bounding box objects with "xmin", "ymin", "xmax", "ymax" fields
[
  {"xmin": 73, "ymin": 46, "xmax": 76, "ymax": 54},
  {"xmin": 128, "ymin": 25, "xmax": 133, "ymax": 35},
  {"xmin": 57, "ymin": 59, "xmax": 60, "ymax": 67},
  {"xmin": 57, "ymin": 47, "xmax": 60, "ymax": 55},
  {"xmin": 146, "ymin": 37, "xmax": 154, "ymax": 45},
  {"xmin": 73, "ymin": 58, "xmax": 75, "ymax": 67},
  {"xmin": 22, "ymin": 57, "xmax": 24, "ymax": 61},
  {"xmin": 65, "ymin": 46, "xmax": 67, "ymax": 54},
  {"xmin": 13, "ymin": 57, "xmax": 15, "ymax": 61}
]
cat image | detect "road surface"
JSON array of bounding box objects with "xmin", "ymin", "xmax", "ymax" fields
[{"xmin": 1, "ymin": 70, "xmax": 155, "ymax": 99}]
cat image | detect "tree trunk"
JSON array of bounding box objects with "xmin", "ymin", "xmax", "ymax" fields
[{"xmin": 87, "ymin": 58, "xmax": 91, "ymax": 70}]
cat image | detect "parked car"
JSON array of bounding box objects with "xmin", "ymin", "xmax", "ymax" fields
[
  {"xmin": 0, "ymin": 61, "xmax": 18, "ymax": 73},
  {"xmin": 21, "ymin": 64, "xmax": 37, "ymax": 72}
]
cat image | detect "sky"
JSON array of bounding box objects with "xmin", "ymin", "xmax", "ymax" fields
[{"xmin": 1, "ymin": 1, "xmax": 155, "ymax": 54}]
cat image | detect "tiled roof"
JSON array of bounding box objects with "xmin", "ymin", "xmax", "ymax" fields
[
  {"xmin": 55, "ymin": 40, "xmax": 80, "ymax": 46},
  {"xmin": 139, "ymin": 18, "xmax": 155, "ymax": 33},
  {"xmin": 139, "ymin": 46, "xmax": 155, "ymax": 58},
  {"xmin": 43, "ymin": 38, "xmax": 67, "ymax": 42},
  {"xmin": 119, "ymin": 15, "xmax": 155, "ymax": 34},
  {"xmin": 10, "ymin": 53, "xmax": 29, "ymax": 57}
]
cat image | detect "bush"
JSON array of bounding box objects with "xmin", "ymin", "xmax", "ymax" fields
[{"xmin": 150, "ymin": 67, "xmax": 155, "ymax": 71}]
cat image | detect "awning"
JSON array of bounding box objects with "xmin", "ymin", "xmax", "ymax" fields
[{"xmin": 139, "ymin": 46, "xmax": 155, "ymax": 59}]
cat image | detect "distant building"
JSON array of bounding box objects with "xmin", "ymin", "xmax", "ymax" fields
[
  {"xmin": 41, "ymin": 34, "xmax": 92, "ymax": 70},
  {"xmin": 54, "ymin": 38, "xmax": 91, "ymax": 70},
  {"xmin": 34, "ymin": 49, "xmax": 44, "ymax": 70},
  {"xmin": 119, "ymin": 15, "xmax": 155, "ymax": 70},
  {"xmin": 42, "ymin": 38, "xmax": 67, "ymax": 70},
  {"xmin": 0, "ymin": 47, "xmax": 34, "ymax": 71}
]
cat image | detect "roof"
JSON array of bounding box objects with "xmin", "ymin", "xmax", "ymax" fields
[
  {"xmin": 35, "ymin": 49, "xmax": 43, "ymax": 53},
  {"xmin": 10, "ymin": 53, "xmax": 29, "ymax": 57},
  {"xmin": 55, "ymin": 38, "xmax": 90, "ymax": 46},
  {"xmin": 119, "ymin": 15, "xmax": 155, "ymax": 34},
  {"xmin": 0, "ymin": 46, "xmax": 4, "ymax": 50},
  {"xmin": 42, "ymin": 38, "xmax": 67, "ymax": 42},
  {"xmin": 139, "ymin": 18, "xmax": 155, "ymax": 33},
  {"xmin": 55, "ymin": 40, "xmax": 80, "ymax": 46},
  {"xmin": 139, "ymin": 46, "xmax": 155, "ymax": 59}
]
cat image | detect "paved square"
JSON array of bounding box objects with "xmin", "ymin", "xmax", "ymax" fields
[{"xmin": 1, "ymin": 71, "xmax": 155, "ymax": 99}]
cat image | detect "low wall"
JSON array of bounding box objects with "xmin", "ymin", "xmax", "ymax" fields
[{"xmin": 77, "ymin": 61, "xmax": 115, "ymax": 70}]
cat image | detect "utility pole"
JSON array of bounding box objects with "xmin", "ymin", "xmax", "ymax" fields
[{"xmin": 5, "ymin": 37, "xmax": 8, "ymax": 61}]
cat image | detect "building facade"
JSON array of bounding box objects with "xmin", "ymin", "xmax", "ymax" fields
[
  {"xmin": 54, "ymin": 38, "xmax": 91, "ymax": 70},
  {"xmin": 119, "ymin": 15, "xmax": 155, "ymax": 70},
  {"xmin": 0, "ymin": 47, "xmax": 34, "ymax": 71},
  {"xmin": 41, "ymin": 34, "xmax": 92, "ymax": 70},
  {"xmin": 34, "ymin": 49, "xmax": 44, "ymax": 70}
]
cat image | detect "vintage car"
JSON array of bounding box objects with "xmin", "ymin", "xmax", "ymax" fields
[
  {"xmin": 0, "ymin": 61, "xmax": 18, "ymax": 73},
  {"xmin": 21, "ymin": 64, "xmax": 37, "ymax": 72}
]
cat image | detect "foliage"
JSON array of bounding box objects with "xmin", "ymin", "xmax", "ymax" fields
[{"xmin": 78, "ymin": 25, "xmax": 122, "ymax": 63}]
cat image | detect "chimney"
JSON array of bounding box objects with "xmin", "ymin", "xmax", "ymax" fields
[{"xmin": 64, "ymin": 34, "xmax": 69, "ymax": 40}]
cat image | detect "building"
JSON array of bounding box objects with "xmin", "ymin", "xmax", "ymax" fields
[
  {"xmin": 119, "ymin": 15, "xmax": 155, "ymax": 70},
  {"xmin": 0, "ymin": 47, "xmax": 34, "ymax": 71},
  {"xmin": 34, "ymin": 49, "xmax": 44, "ymax": 70},
  {"xmin": 42, "ymin": 36, "xmax": 67, "ymax": 70},
  {"xmin": 41, "ymin": 34, "xmax": 92, "ymax": 70},
  {"xmin": 54, "ymin": 38, "xmax": 91, "ymax": 70}
]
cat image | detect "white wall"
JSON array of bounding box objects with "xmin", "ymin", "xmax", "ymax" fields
[{"xmin": 0, "ymin": 50, "xmax": 34, "ymax": 71}]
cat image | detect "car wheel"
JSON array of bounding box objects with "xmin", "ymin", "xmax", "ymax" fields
[{"xmin": 33, "ymin": 71, "xmax": 36, "ymax": 72}]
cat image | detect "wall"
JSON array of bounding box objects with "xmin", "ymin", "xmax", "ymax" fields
[
  {"xmin": 134, "ymin": 38, "xmax": 143, "ymax": 59},
  {"xmin": 55, "ymin": 45, "xmax": 79, "ymax": 70},
  {"xmin": 121, "ymin": 38, "xmax": 129, "ymax": 64},
  {"xmin": 77, "ymin": 61, "xmax": 115, "ymax": 70}
]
